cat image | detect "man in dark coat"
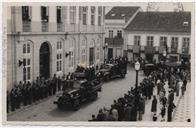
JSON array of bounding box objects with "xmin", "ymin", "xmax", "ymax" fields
[
  {"xmin": 183, "ymin": 78, "xmax": 187, "ymax": 91},
  {"xmin": 10, "ymin": 88, "xmax": 16, "ymax": 111},
  {"xmin": 167, "ymin": 102, "xmax": 176, "ymax": 122},
  {"xmin": 96, "ymin": 109, "xmax": 106, "ymax": 121},
  {"xmin": 7, "ymin": 91, "xmax": 10, "ymax": 113},
  {"xmin": 57, "ymin": 76, "xmax": 61, "ymax": 91},
  {"xmin": 168, "ymin": 90, "xmax": 174, "ymax": 105},
  {"xmin": 151, "ymin": 96, "xmax": 157, "ymax": 114},
  {"xmin": 52, "ymin": 74, "xmax": 57, "ymax": 95}
]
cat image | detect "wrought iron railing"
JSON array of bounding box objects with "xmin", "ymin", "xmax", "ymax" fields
[
  {"xmin": 22, "ymin": 21, "xmax": 31, "ymax": 32},
  {"xmin": 42, "ymin": 21, "xmax": 49, "ymax": 32}
]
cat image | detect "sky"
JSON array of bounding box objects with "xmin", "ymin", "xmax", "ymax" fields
[{"xmin": 105, "ymin": 2, "xmax": 193, "ymax": 13}]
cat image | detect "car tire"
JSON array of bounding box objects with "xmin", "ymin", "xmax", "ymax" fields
[
  {"xmin": 121, "ymin": 74, "xmax": 125, "ymax": 78},
  {"xmin": 93, "ymin": 92, "xmax": 98, "ymax": 100},
  {"xmin": 73, "ymin": 100, "xmax": 80, "ymax": 111},
  {"xmin": 57, "ymin": 104, "xmax": 63, "ymax": 109}
]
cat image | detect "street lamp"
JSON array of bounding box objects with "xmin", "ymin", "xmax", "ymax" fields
[
  {"xmin": 135, "ymin": 61, "xmax": 140, "ymax": 88},
  {"xmin": 134, "ymin": 61, "xmax": 140, "ymax": 120},
  {"xmin": 103, "ymin": 43, "xmax": 108, "ymax": 64}
]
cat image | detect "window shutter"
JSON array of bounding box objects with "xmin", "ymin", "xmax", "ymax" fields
[{"xmin": 79, "ymin": 6, "xmax": 82, "ymax": 20}]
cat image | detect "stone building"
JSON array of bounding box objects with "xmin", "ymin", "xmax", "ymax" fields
[{"xmin": 7, "ymin": 5, "xmax": 105, "ymax": 90}]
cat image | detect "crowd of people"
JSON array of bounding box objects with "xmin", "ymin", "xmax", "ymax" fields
[
  {"xmin": 7, "ymin": 70, "xmax": 86, "ymax": 113},
  {"xmin": 7, "ymin": 56, "xmax": 128, "ymax": 113},
  {"xmin": 89, "ymin": 65, "xmax": 190, "ymax": 122}
]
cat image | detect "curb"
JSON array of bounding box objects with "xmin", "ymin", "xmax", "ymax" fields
[{"xmin": 7, "ymin": 92, "xmax": 61, "ymax": 117}]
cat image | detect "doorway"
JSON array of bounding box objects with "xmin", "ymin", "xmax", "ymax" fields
[
  {"xmin": 89, "ymin": 47, "xmax": 94, "ymax": 65},
  {"xmin": 40, "ymin": 42, "xmax": 50, "ymax": 79},
  {"xmin": 108, "ymin": 48, "xmax": 113, "ymax": 60}
]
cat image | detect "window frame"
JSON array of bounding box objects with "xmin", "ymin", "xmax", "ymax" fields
[
  {"xmin": 160, "ymin": 36, "xmax": 167, "ymax": 46},
  {"xmin": 147, "ymin": 36, "xmax": 154, "ymax": 46},
  {"xmin": 171, "ymin": 37, "xmax": 179, "ymax": 53},
  {"xmin": 70, "ymin": 6, "xmax": 76, "ymax": 24},
  {"xmin": 134, "ymin": 36, "xmax": 141, "ymax": 46},
  {"xmin": 56, "ymin": 53, "xmax": 62, "ymax": 72},
  {"xmin": 109, "ymin": 30, "xmax": 113, "ymax": 38},
  {"xmin": 82, "ymin": 6, "xmax": 88, "ymax": 25},
  {"xmin": 98, "ymin": 6, "xmax": 102, "ymax": 26},
  {"xmin": 91, "ymin": 6, "xmax": 95, "ymax": 25}
]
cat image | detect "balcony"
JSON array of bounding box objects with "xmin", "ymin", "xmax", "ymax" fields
[
  {"xmin": 22, "ymin": 21, "xmax": 31, "ymax": 32},
  {"xmin": 57, "ymin": 23, "xmax": 64, "ymax": 32},
  {"xmin": 145, "ymin": 46, "xmax": 155, "ymax": 54},
  {"xmin": 105, "ymin": 37, "xmax": 124, "ymax": 46},
  {"xmin": 170, "ymin": 48, "xmax": 178, "ymax": 54},
  {"xmin": 158, "ymin": 46, "xmax": 165, "ymax": 54},
  {"xmin": 42, "ymin": 21, "xmax": 49, "ymax": 32},
  {"xmin": 182, "ymin": 48, "xmax": 189, "ymax": 54},
  {"xmin": 132, "ymin": 45, "xmax": 140, "ymax": 53}
]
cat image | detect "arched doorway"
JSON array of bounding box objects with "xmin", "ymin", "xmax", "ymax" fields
[{"xmin": 40, "ymin": 42, "xmax": 50, "ymax": 79}]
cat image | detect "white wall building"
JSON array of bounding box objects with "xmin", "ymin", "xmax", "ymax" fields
[
  {"xmin": 7, "ymin": 5, "xmax": 105, "ymax": 90},
  {"xmin": 104, "ymin": 6, "xmax": 141, "ymax": 59},
  {"xmin": 124, "ymin": 11, "xmax": 191, "ymax": 63}
]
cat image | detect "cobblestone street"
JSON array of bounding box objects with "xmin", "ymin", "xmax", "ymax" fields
[{"xmin": 7, "ymin": 68, "xmax": 144, "ymax": 121}]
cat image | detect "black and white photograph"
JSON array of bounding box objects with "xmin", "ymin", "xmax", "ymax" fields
[{"xmin": 1, "ymin": 1, "xmax": 195, "ymax": 127}]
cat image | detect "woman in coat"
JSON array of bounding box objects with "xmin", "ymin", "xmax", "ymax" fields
[{"xmin": 151, "ymin": 96, "xmax": 157, "ymax": 115}]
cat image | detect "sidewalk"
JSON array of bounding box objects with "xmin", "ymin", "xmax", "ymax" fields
[
  {"xmin": 141, "ymin": 81, "xmax": 182, "ymax": 122},
  {"xmin": 7, "ymin": 91, "xmax": 63, "ymax": 117},
  {"xmin": 173, "ymin": 82, "xmax": 191, "ymax": 122}
]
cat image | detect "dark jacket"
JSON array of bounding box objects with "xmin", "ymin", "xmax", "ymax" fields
[{"xmin": 151, "ymin": 98, "xmax": 157, "ymax": 112}]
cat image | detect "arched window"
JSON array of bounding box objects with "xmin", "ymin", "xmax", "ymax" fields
[
  {"xmin": 69, "ymin": 38, "xmax": 75, "ymax": 67},
  {"xmin": 23, "ymin": 41, "xmax": 32, "ymax": 81},
  {"xmin": 23, "ymin": 42, "xmax": 31, "ymax": 54},
  {"xmin": 56, "ymin": 41, "xmax": 63, "ymax": 72},
  {"xmin": 81, "ymin": 39, "xmax": 87, "ymax": 65},
  {"xmin": 96, "ymin": 38, "xmax": 100, "ymax": 60}
]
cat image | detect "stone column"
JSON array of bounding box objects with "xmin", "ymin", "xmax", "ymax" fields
[
  {"xmin": 32, "ymin": 6, "xmax": 41, "ymax": 32},
  {"xmin": 49, "ymin": 6, "xmax": 57, "ymax": 32}
]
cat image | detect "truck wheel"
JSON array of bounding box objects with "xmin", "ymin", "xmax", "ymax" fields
[
  {"xmin": 121, "ymin": 74, "xmax": 125, "ymax": 78},
  {"xmin": 57, "ymin": 104, "xmax": 63, "ymax": 109},
  {"xmin": 106, "ymin": 75, "xmax": 110, "ymax": 81},
  {"xmin": 92, "ymin": 92, "xmax": 98, "ymax": 101},
  {"xmin": 73, "ymin": 100, "xmax": 80, "ymax": 111}
]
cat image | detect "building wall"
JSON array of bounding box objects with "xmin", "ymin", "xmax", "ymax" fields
[
  {"xmin": 7, "ymin": 5, "xmax": 105, "ymax": 90},
  {"xmin": 126, "ymin": 31, "xmax": 191, "ymax": 54},
  {"xmin": 125, "ymin": 31, "xmax": 191, "ymax": 62},
  {"xmin": 104, "ymin": 19, "xmax": 125, "ymax": 58}
]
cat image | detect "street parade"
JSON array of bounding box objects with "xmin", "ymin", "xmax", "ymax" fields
[
  {"xmin": 7, "ymin": 55, "xmax": 190, "ymax": 122},
  {"xmin": 5, "ymin": 4, "xmax": 192, "ymax": 125}
]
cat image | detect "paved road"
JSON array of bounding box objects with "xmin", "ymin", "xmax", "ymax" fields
[{"xmin": 7, "ymin": 68, "xmax": 144, "ymax": 121}]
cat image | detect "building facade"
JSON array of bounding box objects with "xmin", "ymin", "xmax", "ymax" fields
[
  {"xmin": 7, "ymin": 6, "xmax": 105, "ymax": 90},
  {"xmin": 104, "ymin": 6, "xmax": 141, "ymax": 59},
  {"xmin": 124, "ymin": 12, "xmax": 191, "ymax": 63}
]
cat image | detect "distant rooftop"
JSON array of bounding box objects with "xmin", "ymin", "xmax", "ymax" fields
[
  {"xmin": 125, "ymin": 11, "xmax": 191, "ymax": 33},
  {"xmin": 105, "ymin": 6, "xmax": 140, "ymax": 21}
]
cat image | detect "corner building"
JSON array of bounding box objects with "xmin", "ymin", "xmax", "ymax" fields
[{"xmin": 7, "ymin": 6, "xmax": 105, "ymax": 90}]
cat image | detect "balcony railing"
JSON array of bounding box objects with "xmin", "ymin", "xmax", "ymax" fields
[
  {"xmin": 42, "ymin": 21, "xmax": 49, "ymax": 32},
  {"xmin": 133, "ymin": 45, "xmax": 140, "ymax": 53},
  {"xmin": 57, "ymin": 23, "xmax": 64, "ymax": 32},
  {"xmin": 145, "ymin": 46, "xmax": 155, "ymax": 54},
  {"xmin": 22, "ymin": 21, "xmax": 31, "ymax": 32},
  {"xmin": 158, "ymin": 46, "xmax": 165, "ymax": 54},
  {"xmin": 182, "ymin": 48, "xmax": 189, "ymax": 54},
  {"xmin": 105, "ymin": 37, "xmax": 124, "ymax": 46},
  {"xmin": 170, "ymin": 48, "xmax": 178, "ymax": 53}
]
